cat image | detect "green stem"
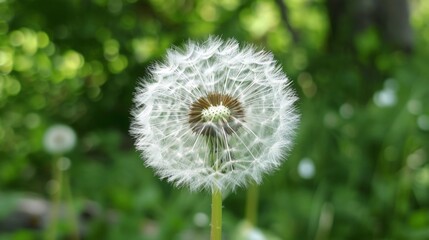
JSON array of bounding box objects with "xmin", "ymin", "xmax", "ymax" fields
[
  {"xmin": 208, "ymin": 136, "xmax": 222, "ymax": 240},
  {"xmin": 211, "ymin": 188, "xmax": 222, "ymax": 240},
  {"xmin": 63, "ymin": 170, "xmax": 80, "ymax": 240},
  {"xmin": 46, "ymin": 157, "xmax": 63, "ymax": 240},
  {"xmin": 245, "ymin": 182, "xmax": 259, "ymax": 226}
]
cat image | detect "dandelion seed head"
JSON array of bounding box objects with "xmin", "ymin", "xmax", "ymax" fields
[
  {"xmin": 189, "ymin": 93, "xmax": 244, "ymax": 138},
  {"xmin": 131, "ymin": 37, "xmax": 299, "ymax": 192},
  {"xmin": 43, "ymin": 124, "xmax": 77, "ymax": 155}
]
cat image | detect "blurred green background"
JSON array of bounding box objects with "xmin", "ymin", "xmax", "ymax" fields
[{"xmin": 1, "ymin": 0, "xmax": 429, "ymax": 239}]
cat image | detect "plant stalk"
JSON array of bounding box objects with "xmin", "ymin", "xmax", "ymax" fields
[
  {"xmin": 63, "ymin": 170, "xmax": 80, "ymax": 240},
  {"xmin": 46, "ymin": 157, "xmax": 63, "ymax": 240},
  {"xmin": 211, "ymin": 187, "xmax": 222, "ymax": 240},
  {"xmin": 208, "ymin": 136, "xmax": 222, "ymax": 240},
  {"xmin": 245, "ymin": 182, "xmax": 259, "ymax": 226}
]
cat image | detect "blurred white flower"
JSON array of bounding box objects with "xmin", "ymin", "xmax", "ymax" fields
[
  {"xmin": 373, "ymin": 79, "xmax": 397, "ymax": 108},
  {"xmin": 407, "ymin": 99, "xmax": 422, "ymax": 115},
  {"xmin": 373, "ymin": 88, "xmax": 396, "ymax": 107},
  {"xmin": 234, "ymin": 221, "xmax": 272, "ymax": 240},
  {"xmin": 131, "ymin": 37, "xmax": 299, "ymax": 192},
  {"xmin": 193, "ymin": 212, "xmax": 209, "ymax": 227},
  {"xmin": 298, "ymin": 158, "xmax": 315, "ymax": 179},
  {"xmin": 339, "ymin": 103, "xmax": 354, "ymax": 119},
  {"xmin": 246, "ymin": 228, "xmax": 266, "ymax": 240},
  {"xmin": 43, "ymin": 124, "xmax": 77, "ymax": 154},
  {"xmin": 417, "ymin": 115, "xmax": 429, "ymax": 131}
]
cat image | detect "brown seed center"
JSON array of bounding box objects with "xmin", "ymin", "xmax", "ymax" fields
[{"xmin": 188, "ymin": 93, "xmax": 245, "ymax": 137}]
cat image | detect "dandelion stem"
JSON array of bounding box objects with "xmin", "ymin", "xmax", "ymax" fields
[
  {"xmin": 46, "ymin": 157, "xmax": 63, "ymax": 240},
  {"xmin": 245, "ymin": 182, "xmax": 259, "ymax": 226},
  {"xmin": 209, "ymin": 137, "xmax": 222, "ymax": 240},
  {"xmin": 211, "ymin": 187, "xmax": 222, "ymax": 240},
  {"xmin": 63, "ymin": 170, "xmax": 80, "ymax": 240}
]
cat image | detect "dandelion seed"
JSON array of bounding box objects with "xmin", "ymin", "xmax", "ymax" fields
[{"xmin": 131, "ymin": 37, "xmax": 299, "ymax": 192}]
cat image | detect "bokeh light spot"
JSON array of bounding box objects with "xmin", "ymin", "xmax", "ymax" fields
[
  {"xmin": 407, "ymin": 99, "xmax": 422, "ymax": 115},
  {"xmin": 64, "ymin": 50, "xmax": 84, "ymax": 70},
  {"xmin": 324, "ymin": 111, "xmax": 339, "ymax": 128},
  {"xmin": 339, "ymin": 103, "xmax": 354, "ymax": 119},
  {"xmin": 219, "ymin": 0, "xmax": 240, "ymax": 10},
  {"xmin": 0, "ymin": 48, "xmax": 13, "ymax": 74},
  {"xmin": 199, "ymin": 2, "xmax": 219, "ymax": 22},
  {"xmin": 4, "ymin": 76, "xmax": 21, "ymax": 95},
  {"xmin": 240, "ymin": 2, "xmax": 280, "ymax": 38},
  {"xmin": 88, "ymin": 87, "xmax": 102, "ymax": 100},
  {"xmin": 298, "ymin": 72, "xmax": 317, "ymax": 98},
  {"xmin": 108, "ymin": 0, "xmax": 123, "ymax": 14},
  {"xmin": 108, "ymin": 55, "xmax": 128, "ymax": 73},
  {"xmin": 406, "ymin": 149, "xmax": 426, "ymax": 170},
  {"xmin": 374, "ymin": 79, "xmax": 398, "ymax": 107},
  {"xmin": 373, "ymin": 88, "xmax": 397, "ymax": 107},
  {"xmin": 14, "ymin": 55, "xmax": 34, "ymax": 72},
  {"xmin": 37, "ymin": 32, "xmax": 50, "ymax": 48},
  {"xmin": 10, "ymin": 30, "xmax": 24, "ymax": 46},
  {"xmin": 58, "ymin": 50, "xmax": 85, "ymax": 78},
  {"xmin": 58, "ymin": 157, "xmax": 71, "ymax": 171},
  {"xmin": 298, "ymin": 158, "xmax": 315, "ymax": 179},
  {"xmin": 21, "ymin": 29, "xmax": 39, "ymax": 55},
  {"xmin": 292, "ymin": 49, "xmax": 308, "ymax": 70},
  {"xmin": 104, "ymin": 39, "xmax": 120, "ymax": 60},
  {"xmin": 415, "ymin": 167, "xmax": 429, "ymax": 187},
  {"xmin": 132, "ymin": 38, "xmax": 157, "ymax": 63},
  {"xmin": 417, "ymin": 115, "xmax": 429, "ymax": 131},
  {"xmin": 36, "ymin": 53, "xmax": 53, "ymax": 77},
  {"xmin": 193, "ymin": 212, "xmax": 209, "ymax": 227},
  {"xmin": 24, "ymin": 113, "xmax": 41, "ymax": 129}
]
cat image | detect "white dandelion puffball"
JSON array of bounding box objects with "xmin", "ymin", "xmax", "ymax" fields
[
  {"xmin": 131, "ymin": 37, "xmax": 299, "ymax": 192},
  {"xmin": 43, "ymin": 124, "xmax": 77, "ymax": 154}
]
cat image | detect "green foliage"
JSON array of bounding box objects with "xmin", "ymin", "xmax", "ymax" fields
[{"xmin": 1, "ymin": 0, "xmax": 429, "ymax": 239}]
